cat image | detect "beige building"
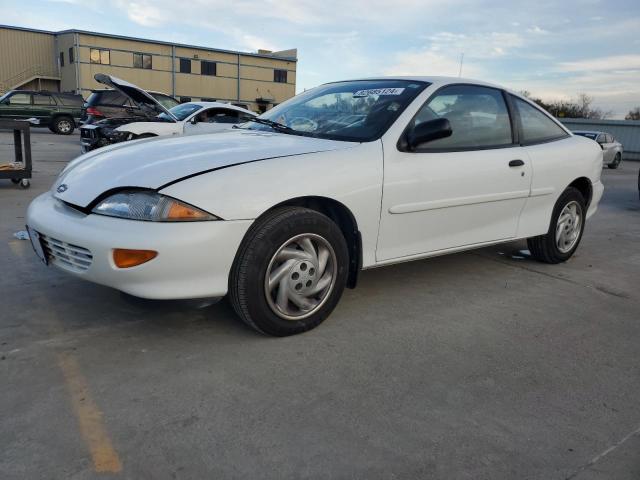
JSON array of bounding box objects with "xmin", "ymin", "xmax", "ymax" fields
[{"xmin": 0, "ymin": 24, "xmax": 297, "ymax": 112}]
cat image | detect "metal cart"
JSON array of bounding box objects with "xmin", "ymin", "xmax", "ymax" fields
[{"xmin": 0, "ymin": 120, "xmax": 32, "ymax": 189}]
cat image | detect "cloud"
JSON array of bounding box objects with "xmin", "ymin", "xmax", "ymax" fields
[{"xmin": 558, "ymin": 55, "xmax": 640, "ymax": 72}]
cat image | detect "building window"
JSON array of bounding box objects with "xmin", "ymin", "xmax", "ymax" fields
[
  {"xmin": 201, "ymin": 61, "xmax": 216, "ymax": 76},
  {"xmin": 59, "ymin": 52, "xmax": 64, "ymax": 67},
  {"xmin": 90, "ymin": 48, "xmax": 110, "ymax": 65},
  {"xmin": 180, "ymin": 97, "xmax": 192, "ymax": 103},
  {"xmin": 133, "ymin": 53, "xmax": 152, "ymax": 69},
  {"xmin": 179, "ymin": 58, "xmax": 191, "ymax": 74},
  {"xmin": 274, "ymin": 69, "xmax": 287, "ymax": 83},
  {"xmin": 69, "ymin": 47, "xmax": 74, "ymax": 64}
]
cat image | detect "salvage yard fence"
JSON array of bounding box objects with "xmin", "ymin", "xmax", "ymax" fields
[{"xmin": 561, "ymin": 118, "xmax": 640, "ymax": 161}]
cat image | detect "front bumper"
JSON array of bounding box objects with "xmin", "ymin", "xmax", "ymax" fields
[
  {"xmin": 587, "ymin": 179, "xmax": 604, "ymax": 219},
  {"xmin": 26, "ymin": 192, "xmax": 252, "ymax": 299}
]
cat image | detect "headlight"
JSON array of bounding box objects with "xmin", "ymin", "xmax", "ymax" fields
[{"xmin": 92, "ymin": 190, "xmax": 218, "ymax": 222}]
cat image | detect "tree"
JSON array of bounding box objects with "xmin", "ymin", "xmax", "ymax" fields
[
  {"xmin": 518, "ymin": 91, "xmax": 611, "ymax": 119},
  {"xmin": 625, "ymin": 107, "xmax": 640, "ymax": 120}
]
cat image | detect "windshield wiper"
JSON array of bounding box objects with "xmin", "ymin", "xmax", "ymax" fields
[{"xmin": 234, "ymin": 117, "xmax": 307, "ymax": 135}]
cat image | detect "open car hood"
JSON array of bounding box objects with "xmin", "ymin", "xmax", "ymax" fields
[
  {"xmin": 53, "ymin": 130, "xmax": 357, "ymax": 208},
  {"xmin": 94, "ymin": 74, "xmax": 177, "ymax": 122}
]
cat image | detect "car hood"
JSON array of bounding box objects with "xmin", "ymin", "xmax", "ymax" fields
[
  {"xmin": 94, "ymin": 74, "xmax": 177, "ymax": 121},
  {"xmin": 54, "ymin": 130, "xmax": 357, "ymax": 207}
]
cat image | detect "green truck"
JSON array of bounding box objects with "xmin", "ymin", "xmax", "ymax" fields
[{"xmin": 0, "ymin": 90, "xmax": 83, "ymax": 134}]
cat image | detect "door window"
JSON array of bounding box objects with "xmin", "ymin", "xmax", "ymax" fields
[
  {"xmin": 596, "ymin": 133, "xmax": 606, "ymax": 143},
  {"xmin": 411, "ymin": 85, "xmax": 512, "ymax": 150},
  {"xmin": 33, "ymin": 94, "xmax": 56, "ymax": 105},
  {"xmin": 512, "ymin": 96, "xmax": 567, "ymax": 144},
  {"xmin": 605, "ymin": 134, "xmax": 614, "ymax": 143},
  {"xmin": 9, "ymin": 93, "xmax": 31, "ymax": 105}
]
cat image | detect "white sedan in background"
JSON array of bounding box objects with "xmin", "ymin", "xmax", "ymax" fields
[
  {"xmin": 116, "ymin": 101, "xmax": 257, "ymax": 139},
  {"xmin": 27, "ymin": 76, "xmax": 604, "ymax": 336}
]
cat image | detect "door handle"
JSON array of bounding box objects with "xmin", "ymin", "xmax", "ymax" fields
[{"xmin": 509, "ymin": 159, "xmax": 524, "ymax": 167}]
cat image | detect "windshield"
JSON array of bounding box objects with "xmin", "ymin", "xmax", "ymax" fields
[
  {"xmin": 0, "ymin": 92, "xmax": 9, "ymax": 103},
  {"xmin": 243, "ymin": 80, "xmax": 429, "ymax": 142},
  {"xmin": 159, "ymin": 103, "xmax": 202, "ymax": 121}
]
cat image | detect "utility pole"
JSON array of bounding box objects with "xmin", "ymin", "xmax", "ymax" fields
[{"xmin": 458, "ymin": 52, "xmax": 464, "ymax": 77}]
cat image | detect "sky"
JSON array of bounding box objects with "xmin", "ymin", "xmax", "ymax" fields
[{"xmin": 2, "ymin": 0, "xmax": 639, "ymax": 118}]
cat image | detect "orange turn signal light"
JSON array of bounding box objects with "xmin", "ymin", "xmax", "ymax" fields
[
  {"xmin": 166, "ymin": 202, "xmax": 211, "ymax": 220},
  {"xmin": 113, "ymin": 249, "xmax": 158, "ymax": 268}
]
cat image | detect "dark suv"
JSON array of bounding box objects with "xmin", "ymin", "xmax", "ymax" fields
[
  {"xmin": 0, "ymin": 90, "xmax": 83, "ymax": 134},
  {"xmin": 81, "ymin": 89, "xmax": 179, "ymax": 125}
]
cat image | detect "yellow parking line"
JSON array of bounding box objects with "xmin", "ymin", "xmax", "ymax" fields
[
  {"xmin": 8, "ymin": 239, "xmax": 26, "ymax": 258},
  {"xmin": 57, "ymin": 352, "xmax": 122, "ymax": 473}
]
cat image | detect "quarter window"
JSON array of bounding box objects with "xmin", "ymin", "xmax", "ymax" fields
[
  {"xmin": 90, "ymin": 49, "xmax": 110, "ymax": 65},
  {"xmin": 179, "ymin": 58, "xmax": 191, "ymax": 74},
  {"xmin": 133, "ymin": 53, "xmax": 152, "ymax": 69},
  {"xmin": 274, "ymin": 69, "xmax": 287, "ymax": 83},
  {"xmin": 512, "ymin": 96, "xmax": 567, "ymax": 144},
  {"xmin": 201, "ymin": 61, "xmax": 216, "ymax": 76},
  {"xmin": 411, "ymin": 85, "xmax": 512, "ymax": 150}
]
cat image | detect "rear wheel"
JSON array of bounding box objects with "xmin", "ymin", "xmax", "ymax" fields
[
  {"xmin": 229, "ymin": 207, "xmax": 349, "ymax": 336},
  {"xmin": 53, "ymin": 116, "xmax": 74, "ymax": 135},
  {"xmin": 527, "ymin": 187, "xmax": 586, "ymax": 264},
  {"xmin": 608, "ymin": 153, "xmax": 621, "ymax": 169}
]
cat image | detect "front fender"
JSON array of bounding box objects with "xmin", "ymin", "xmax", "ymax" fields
[{"xmin": 160, "ymin": 141, "xmax": 384, "ymax": 268}]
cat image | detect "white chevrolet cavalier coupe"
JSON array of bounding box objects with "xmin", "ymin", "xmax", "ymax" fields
[{"xmin": 27, "ymin": 77, "xmax": 604, "ymax": 336}]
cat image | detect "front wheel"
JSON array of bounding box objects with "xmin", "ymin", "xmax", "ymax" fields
[
  {"xmin": 527, "ymin": 187, "xmax": 586, "ymax": 264},
  {"xmin": 229, "ymin": 207, "xmax": 349, "ymax": 336},
  {"xmin": 608, "ymin": 153, "xmax": 621, "ymax": 169}
]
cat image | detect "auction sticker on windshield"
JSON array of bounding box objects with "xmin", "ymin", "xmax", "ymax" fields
[{"xmin": 353, "ymin": 88, "xmax": 405, "ymax": 97}]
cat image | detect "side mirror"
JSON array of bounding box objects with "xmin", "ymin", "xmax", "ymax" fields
[
  {"xmin": 406, "ymin": 118, "xmax": 452, "ymax": 150},
  {"xmin": 189, "ymin": 116, "xmax": 198, "ymax": 125}
]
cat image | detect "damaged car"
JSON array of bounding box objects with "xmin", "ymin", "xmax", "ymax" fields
[{"xmin": 80, "ymin": 74, "xmax": 256, "ymax": 152}]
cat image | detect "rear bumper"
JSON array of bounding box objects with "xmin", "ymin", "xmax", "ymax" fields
[{"xmin": 26, "ymin": 192, "xmax": 252, "ymax": 299}]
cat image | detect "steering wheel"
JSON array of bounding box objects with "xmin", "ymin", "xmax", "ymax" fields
[{"xmin": 289, "ymin": 117, "xmax": 318, "ymax": 132}]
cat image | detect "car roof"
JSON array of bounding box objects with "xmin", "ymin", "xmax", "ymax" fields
[
  {"xmin": 184, "ymin": 101, "xmax": 255, "ymax": 114},
  {"xmin": 90, "ymin": 88, "xmax": 173, "ymax": 96},
  {"xmin": 331, "ymin": 76, "xmax": 503, "ymax": 89}
]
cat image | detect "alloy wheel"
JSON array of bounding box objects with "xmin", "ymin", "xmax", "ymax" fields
[{"xmin": 264, "ymin": 233, "xmax": 337, "ymax": 320}]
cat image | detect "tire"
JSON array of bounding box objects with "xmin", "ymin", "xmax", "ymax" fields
[
  {"xmin": 52, "ymin": 116, "xmax": 74, "ymax": 135},
  {"xmin": 229, "ymin": 207, "xmax": 349, "ymax": 336},
  {"xmin": 10, "ymin": 178, "xmax": 20, "ymax": 184},
  {"xmin": 527, "ymin": 187, "xmax": 586, "ymax": 264},
  {"xmin": 608, "ymin": 153, "xmax": 621, "ymax": 169}
]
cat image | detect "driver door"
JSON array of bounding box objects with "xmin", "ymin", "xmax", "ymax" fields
[{"xmin": 377, "ymin": 84, "xmax": 531, "ymax": 261}]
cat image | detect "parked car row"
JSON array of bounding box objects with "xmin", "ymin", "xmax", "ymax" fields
[{"xmin": 79, "ymin": 75, "xmax": 256, "ymax": 152}]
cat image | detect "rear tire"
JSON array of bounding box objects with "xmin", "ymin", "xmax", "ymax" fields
[
  {"xmin": 229, "ymin": 207, "xmax": 349, "ymax": 336},
  {"xmin": 53, "ymin": 116, "xmax": 74, "ymax": 135},
  {"xmin": 608, "ymin": 153, "xmax": 621, "ymax": 169},
  {"xmin": 527, "ymin": 187, "xmax": 586, "ymax": 264}
]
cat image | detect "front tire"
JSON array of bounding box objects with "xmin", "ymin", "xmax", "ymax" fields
[
  {"xmin": 527, "ymin": 187, "xmax": 586, "ymax": 264},
  {"xmin": 53, "ymin": 116, "xmax": 74, "ymax": 135},
  {"xmin": 229, "ymin": 207, "xmax": 349, "ymax": 336},
  {"xmin": 608, "ymin": 153, "xmax": 621, "ymax": 169}
]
